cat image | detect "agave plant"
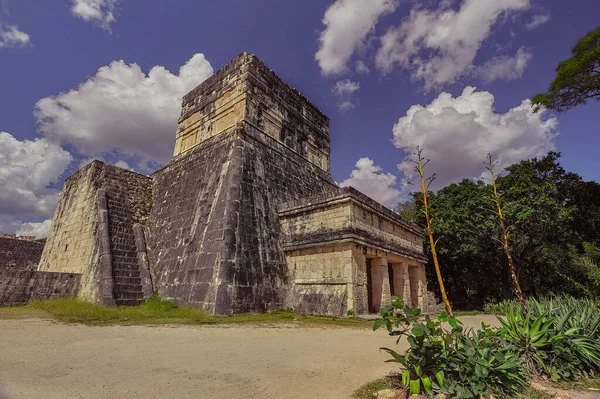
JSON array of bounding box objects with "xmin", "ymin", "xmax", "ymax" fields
[{"xmin": 498, "ymin": 307, "xmax": 600, "ymax": 381}]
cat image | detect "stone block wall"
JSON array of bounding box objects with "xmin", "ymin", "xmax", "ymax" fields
[
  {"xmin": 278, "ymin": 188, "xmax": 425, "ymax": 262},
  {"xmin": 174, "ymin": 52, "xmax": 330, "ymax": 172},
  {"xmin": 147, "ymin": 122, "xmax": 339, "ymax": 314},
  {"xmin": 285, "ymin": 243, "xmax": 353, "ymax": 315},
  {"xmin": 0, "ymin": 237, "xmax": 44, "ymax": 271},
  {"xmin": 243, "ymin": 54, "xmax": 330, "ymax": 172},
  {"xmin": 174, "ymin": 54, "xmax": 248, "ymax": 157},
  {"xmin": 102, "ymin": 165, "xmax": 152, "ymax": 305},
  {"xmin": 0, "ymin": 270, "xmax": 80, "ymax": 306},
  {"xmin": 38, "ymin": 161, "xmax": 151, "ymax": 304}
]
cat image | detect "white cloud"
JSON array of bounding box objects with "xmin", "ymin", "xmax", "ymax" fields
[
  {"xmin": 71, "ymin": 0, "xmax": 118, "ymax": 32},
  {"xmin": 356, "ymin": 60, "xmax": 370, "ymax": 74},
  {"xmin": 333, "ymin": 79, "xmax": 360, "ymax": 96},
  {"xmin": 0, "ymin": 132, "xmax": 72, "ymax": 218},
  {"xmin": 375, "ymin": 0, "xmax": 530, "ymax": 89},
  {"xmin": 525, "ymin": 14, "xmax": 550, "ymax": 30},
  {"xmin": 316, "ymin": 0, "xmax": 399, "ymax": 75},
  {"xmin": 16, "ymin": 219, "xmax": 52, "ymax": 239},
  {"xmin": 114, "ymin": 160, "xmax": 131, "ymax": 170},
  {"xmin": 476, "ymin": 47, "xmax": 533, "ymax": 82},
  {"xmin": 332, "ymin": 79, "xmax": 360, "ymax": 111},
  {"xmin": 340, "ymin": 157, "xmax": 401, "ymax": 207},
  {"xmin": 35, "ymin": 53, "xmax": 213, "ymax": 169},
  {"xmin": 338, "ymin": 101, "xmax": 355, "ymax": 112},
  {"xmin": 393, "ymin": 87, "xmax": 558, "ymax": 190},
  {"xmin": 0, "ymin": 24, "xmax": 30, "ymax": 48}
]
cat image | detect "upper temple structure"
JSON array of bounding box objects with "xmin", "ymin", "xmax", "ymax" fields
[{"xmin": 0, "ymin": 53, "xmax": 431, "ymax": 315}]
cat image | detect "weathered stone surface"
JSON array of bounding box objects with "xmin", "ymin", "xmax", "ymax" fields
[
  {"xmin": 38, "ymin": 160, "xmax": 151, "ymax": 304},
  {"xmin": 6, "ymin": 52, "xmax": 428, "ymax": 315},
  {"xmin": 0, "ymin": 269, "xmax": 80, "ymax": 305},
  {"xmin": 0, "ymin": 237, "xmax": 44, "ymax": 271}
]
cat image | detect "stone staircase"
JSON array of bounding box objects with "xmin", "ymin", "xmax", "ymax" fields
[{"xmin": 112, "ymin": 263, "xmax": 144, "ymax": 306}]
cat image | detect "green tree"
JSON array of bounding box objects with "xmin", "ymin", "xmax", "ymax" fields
[
  {"xmin": 404, "ymin": 152, "xmax": 600, "ymax": 308},
  {"xmin": 497, "ymin": 153, "xmax": 581, "ymax": 297},
  {"xmin": 532, "ymin": 25, "xmax": 600, "ymax": 113},
  {"xmin": 408, "ymin": 179, "xmax": 504, "ymax": 307},
  {"xmin": 486, "ymin": 154, "xmax": 526, "ymax": 309}
]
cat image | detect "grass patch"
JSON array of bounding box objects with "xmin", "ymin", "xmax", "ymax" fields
[
  {"xmin": 508, "ymin": 385, "xmax": 553, "ymax": 399},
  {"xmin": 352, "ymin": 377, "xmax": 392, "ymax": 399},
  {"xmin": 552, "ymin": 375, "xmax": 600, "ymax": 391},
  {"xmin": 0, "ymin": 298, "xmax": 371, "ymax": 328},
  {"xmin": 453, "ymin": 310, "xmax": 484, "ymax": 316}
]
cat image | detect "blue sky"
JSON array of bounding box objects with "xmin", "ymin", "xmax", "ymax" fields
[{"xmin": 1, "ymin": 0, "xmax": 599, "ymax": 237}]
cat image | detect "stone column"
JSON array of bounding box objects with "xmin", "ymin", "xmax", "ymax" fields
[
  {"xmin": 416, "ymin": 264, "xmax": 427, "ymax": 309},
  {"xmin": 370, "ymin": 256, "xmax": 389, "ymax": 312},
  {"xmin": 96, "ymin": 188, "xmax": 116, "ymax": 307},
  {"xmin": 390, "ymin": 263, "xmax": 407, "ymax": 303},
  {"xmin": 408, "ymin": 263, "xmax": 427, "ymax": 309},
  {"xmin": 133, "ymin": 223, "xmax": 154, "ymax": 300},
  {"xmin": 350, "ymin": 246, "xmax": 368, "ymax": 314}
]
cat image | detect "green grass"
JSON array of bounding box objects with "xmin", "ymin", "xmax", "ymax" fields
[
  {"xmin": 552, "ymin": 375, "xmax": 600, "ymax": 391},
  {"xmin": 508, "ymin": 386, "xmax": 553, "ymax": 399},
  {"xmin": 352, "ymin": 377, "xmax": 393, "ymax": 399},
  {"xmin": 453, "ymin": 310, "xmax": 485, "ymax": 316},
  {"xmin": 0, "ymin": 298, "xmax": 371, "ymax": 328}
]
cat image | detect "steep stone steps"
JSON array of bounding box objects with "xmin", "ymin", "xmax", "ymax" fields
[{"xmin": 112, "ymin": 266, "xmax": 144, "ymax": 306}]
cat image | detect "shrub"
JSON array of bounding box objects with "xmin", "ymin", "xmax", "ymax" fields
[
  {"xmin": 497, "ymin": 307, "xmax": 600, "ymax": 381},
  {"xmin": 374, "ymin": 298, "xmax": 527, "ymax": 398}
]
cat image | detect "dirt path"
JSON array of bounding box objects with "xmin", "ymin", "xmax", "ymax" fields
[{"xmin": 0, "ymin": 316, "xmax": 497, "ymax": 399}]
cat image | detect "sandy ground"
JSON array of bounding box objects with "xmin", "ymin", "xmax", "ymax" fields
[{"xmin": 0, "ymin": 315, "xmax": 498, "ymax": 399}]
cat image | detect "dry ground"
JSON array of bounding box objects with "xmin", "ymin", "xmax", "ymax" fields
[{"xmin": 0, "ymin": 315, "xmax": 497, "ymax": 399}]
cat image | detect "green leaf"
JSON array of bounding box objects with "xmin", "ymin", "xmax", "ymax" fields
[
  {"xmin": 412, "ymin": 323, "xmax": 428, "ymax": 337},
  {"xmin": 409, "ymin": 379, "xmax": 421, "ymax": 395},
  {"xmin": 402, "ymin": 370, "xmax": 410, "ymax": 387},
  {"xmin": 372, "ymin": 319, "xmax": 386, "ymax": 331},
  {"xmin": 421, "ymin": 375, "xmax": 433, "ymax": 394},
  {"xmin": 435, "ymin": 370, "xmax": 444, "ymax": 387}
]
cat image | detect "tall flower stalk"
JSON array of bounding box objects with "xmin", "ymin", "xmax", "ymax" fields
[
  {"xmin": 412, "ymin": 147, "xmax": 454, "ymax": 318},
  {"xmin": 486, "ymin": 154, "xmax": 526, "ymax": 309}
]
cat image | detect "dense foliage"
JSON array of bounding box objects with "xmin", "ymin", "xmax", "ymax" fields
[
  {"xmin": 399, "ymin": 152, "xmax": 600, "ymax": 308},
  {"xmin": 375, "ymin": 299, "xmax": 527, "ymax": 398},
  {"xmin": 532, "ymin": 25, "xmax": 600, "ymax": 113},
  {"xmin": 375, "ymin": 297, "xmax": 600, "ymax": 397}
]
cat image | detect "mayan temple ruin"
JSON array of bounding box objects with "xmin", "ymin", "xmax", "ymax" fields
[{"xmin": 0, "ymin": 53, "xmax": 430, "ymax": 315}]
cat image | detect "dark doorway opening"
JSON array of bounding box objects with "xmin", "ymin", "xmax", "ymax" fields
[
  {"xmin": 388, "ymin": 263, "xmax": 395, "ymax": 297},
  {"xmin": 366, "ymin": 258, "xmax": 373, "ymax": 313}
]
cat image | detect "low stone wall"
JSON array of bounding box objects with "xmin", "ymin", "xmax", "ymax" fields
[
  {"xmin": 0, "ymin": 237, "xmax": 45, "ymax": 271},
  {"xmin": 0, "ymin": 270, "xmax": 81, "ymax": 306}
]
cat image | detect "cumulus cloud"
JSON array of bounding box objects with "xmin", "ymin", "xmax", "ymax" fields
[
  {"xmin": 0, "ymin": 132, "xmax": 72, "ymax": 219},
  {"xmin": 525, "ymin": 14, "xmax": 550, "ymax": 30},
  {"xmin": 16, "ymin": 219, "xmax": 52, "ymax": 239},
  {"xmin": 71, "ymin": 0, "xmax": 118, "ymax": 31},
  {"xmin": 393, "ymin": 87, "xmax": 558, "ymax": 190},
  {"xmin": 340, "ymin": 157, "xmax": 401, "ymax": 207},
  {"xmin": 332, "ymin": 79, "xmax": 360, "ymax": 111},
  {"xmin": 35, "ymin": 53, "xmax": 213, "ymax": 168},
  {"xmin": 475, "ymin": 47, "xmax": 533, "ymax": 82},
  {"xmin": 375, "ymin": 0, "xmax": 531, "ymax": 89},
  {"xmin": 0, "ymin": 24, "xmax": 30, "ymax": 48},
  {"xmin": 316, "ymin": 0, "xmax": 399, "ymax": 75}
]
